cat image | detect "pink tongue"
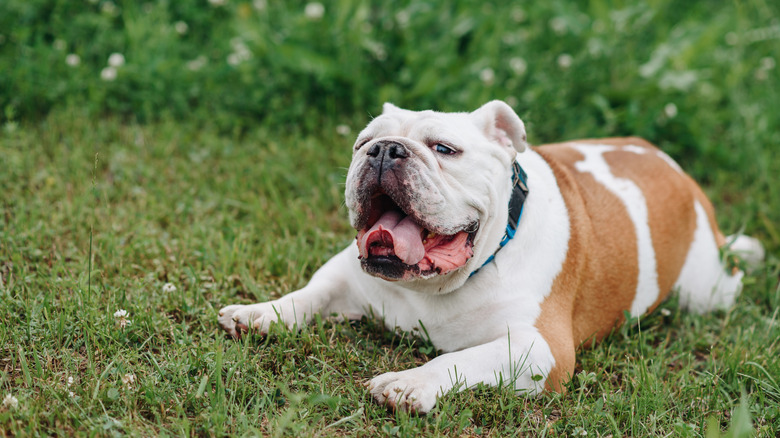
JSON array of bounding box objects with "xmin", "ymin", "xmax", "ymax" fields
[{"xmin": 358, "ymin": 211, "xmax": 426, "ymax": 265}]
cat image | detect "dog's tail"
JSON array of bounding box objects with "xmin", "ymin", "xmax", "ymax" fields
[
  {"xmin": 725, "ymin": 234, "xmax": 765, "ymax": 273},
  {"xmin": 676, "ymin": 230, "xmax": 764, "ymax": 314}
]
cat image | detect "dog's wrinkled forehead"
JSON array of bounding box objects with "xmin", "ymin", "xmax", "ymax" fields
[
  {"xmin": 359, "ymin": 108, "xmax": 468, "ymax": 143},
  {"xmin": 356, "ymin": 101, "xmax": 528, "ymax": 155}
]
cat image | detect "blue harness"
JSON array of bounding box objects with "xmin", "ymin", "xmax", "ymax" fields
[{"xmin": 469, "ymin": 160, "xmax": 529, "ymax": 277}]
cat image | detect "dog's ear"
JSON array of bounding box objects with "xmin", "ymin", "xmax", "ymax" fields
[
  {"xmin": 471, "ymin": 100, "xmax": 527, "ymax": 153},
  {"xmin": 382, "ymin": 102, "xmax": 403, "ymax": 114}
]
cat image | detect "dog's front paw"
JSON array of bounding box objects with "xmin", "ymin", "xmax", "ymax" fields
[
  {"xmin": 366, "ymin": 370, "xmax": 440, "ymax": 414},
  {"xmin": 217, "ymin": 303, "xmax": 282, "ymax": 338}
]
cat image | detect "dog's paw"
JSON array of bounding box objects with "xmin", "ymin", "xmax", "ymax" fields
[
  {"xmin": 366, "ymin": 371, "xmax": 439, "ymax": 414},
  {"xmin": 217, "ymin": 302, "xmax": 283, "ymax": 338}
]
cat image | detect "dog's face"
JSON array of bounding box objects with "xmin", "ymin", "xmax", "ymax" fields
[{"xmin": 345, "ymin": 100, "xmax": 528, "ymax": 292}]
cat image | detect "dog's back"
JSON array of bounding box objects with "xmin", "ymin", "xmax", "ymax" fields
[{"xmin": 535, "ymin": 137, "xmax": 758, "ymax": 342}]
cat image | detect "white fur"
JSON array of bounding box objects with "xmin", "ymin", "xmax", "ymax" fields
[
  {"xmin": 622, "ymin": 144, "xmax": 648, "ymax": 155},
  {"xmin": 655, "ymin": 149, "xmax": 685, "ymax": 174},
  {"xmin": 219, "ymin": 108, "xmax": 569, "ymax": 412},
  {"xmin": 726, "ymin": 234, "xmax": 765, "ymax": 272},
  {"xmin": 570, "ymin": 143, "xmax": 660, "ymax": 317},
  {"xmin": 675, "ymin": 200, "xmax": 744, "ymax": 313},
  {"xmin": 345, "ymin": 106, "xmax": 518, "ymax": 294},
  {"xmin": 218, "ymin": 106, "xmax": 753, "ymax": 414}
]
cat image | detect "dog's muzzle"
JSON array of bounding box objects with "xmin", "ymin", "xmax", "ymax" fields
[
  {"xmin": 350, "ymin": 139, "xmax": 477, "ymax": 281},
  {"xmin": 366, "ymin": 140, "xmax": 410, "ymax": 180}
]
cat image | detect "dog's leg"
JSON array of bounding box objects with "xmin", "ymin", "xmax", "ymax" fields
[
  {"xmin": 218, "ymin": 247, "xmax": 363, "ymax": 338},
  {"xmin": 367, "ymin": 330, "xmax": 555, "ymax": 414}
]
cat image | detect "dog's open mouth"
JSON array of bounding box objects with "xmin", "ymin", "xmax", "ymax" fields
[{"xmin": 356, "ymin": 193, "xmax": 476, "ymax": 280}]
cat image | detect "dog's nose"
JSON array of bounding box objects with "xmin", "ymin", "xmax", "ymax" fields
[{"xmin": 367, "ymin": 140, "xmax": 409, "ymax": 161}]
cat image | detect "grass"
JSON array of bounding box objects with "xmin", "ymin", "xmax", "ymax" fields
[
  {"xmin": 1, "ymin": 108, "xmax": 778, "ymax": 436},
  {"xmin": 1, "ymin": 0, "xmax": 779, "ymax": 436}
]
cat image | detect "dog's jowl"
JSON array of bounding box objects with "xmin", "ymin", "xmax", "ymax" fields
[{"xmin": 218, "ymin": 101, "xmax": 763, "ymax": 413}]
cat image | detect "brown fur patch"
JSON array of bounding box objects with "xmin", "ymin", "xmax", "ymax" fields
[
  {"xmin": 604, "ymin": 144, "xmax": 697, "ymax": 311},
  {"xmin": 531, "ymin": 137, "xmax": 704, "ymax": 391},
  {"xmin": 534, "ymin": 143, "xmax": 640, "ymax": 391}
]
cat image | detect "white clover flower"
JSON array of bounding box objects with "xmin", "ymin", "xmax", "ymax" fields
[
  {"xmin": 68, "ymin": 391, "xmax": 75, "ymax": 398},
  {"xmin": 362, "ymin": 39, "xmax": 385, "ymax": 61},
  {"xmin": 108, "ymin": 53, "xmax": 125, "ymax": 67},
  {"xmin": 2, "ymin": 394, "xmax": 18, "ymax": 409},
  {"xmin": 304, "ymin": 2, "xmax": 325, "ymax": 20},
  {"xmin": 227, "ymin": 51, "xmax": 251, "ymax": 66},
  {"xmin": 162, "ymin": 282, "xmax": 177, "ymax": 293},
  {"xmin": 660, "ymin": 308, "xmax": 671, "ymax": 316},
  {"xmin": 53, "ymin": 39, "xmax": 67, "ymax": 51},
  {"xmin": 174, "ymin": 21, "xmax": 188, "ymax": 35},
  {"xmin": 66, "ymin": 54, "xmax": 81, "ymax": 67},
  {"xmin": 101, "ymin": 1, "xmax": 117, "ymax": 15},
  {"xmin": 101, "ymin": 66, "xmax": 117, "ymax": 81},
  {"xmin": 509, "ymin": 57, "xmax": 527, "ymax": 75},
  {"xmin": 664, "ymin": 103, "xmax": 678, "ymax": 118},
  {"xmin": 230, "ymin": 38, "xmax": 249, "ymax": 54},
  {"xmin": 511, "ymin": 8, "xmax": 526, "ymax": 23},
  {"xmin": 375, "ymin": 47, "xmax": 387, "ymax": 61},
  {"xmin": 557, "ymin": 53, "xmax": 573, "ymax": 69},
  {"xmin": 549, "ymin": 17, "xmax": 567, "ymax": 35},
  {"xmin": 253, "ymin": 0, "xmax": 267, "ymax": 11},
  {"xmin": 760, "ymin": 56, "xmax": 776, "ymax": 70},
  {"xmin": 395, "ymin": 10, "xmax": 411, "ymax": 28},
  {"xmin": 67, "ymin": 376, "xmax": 74, "ymax": 387},
  {"xmin": 501, "ymin": 33, "xmax": 518, "ymax": 46},
  {"xmin": 227, "ymin": 38, "xmax": 252, "ymax": 66},
  {"xmin": 113, "ymin": 309, "xmax": 131, "ymax": 328},
  {"xmin": 658, "ymin": 71, "xmax": 697, "ymax": 91},
  {"xmin": 336, "ymin": 124, "xmax": 351, "ymax": 136},
  {"xmin": 187, "ymin": 56, "xmax": 207, "ymax": 71},
  {"xmin": 479, "ymin": 68, "xmax": 495, "ymax": 85},
  {"xmin": 121, "ymin": 373, "xmax": 135, "ymax": 388}
]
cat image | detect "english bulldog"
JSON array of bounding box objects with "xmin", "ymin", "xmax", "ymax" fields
[{"xmin": 218, "ymin": 101, "xmax": 763, "ymax": 413}]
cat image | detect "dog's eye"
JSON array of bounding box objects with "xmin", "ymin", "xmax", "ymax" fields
[{"xmin": 433, "ymin": 143, "xmax": 456, "ymax": 155}]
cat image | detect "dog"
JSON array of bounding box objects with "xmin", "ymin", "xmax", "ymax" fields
[{"xmin": 218, "ymin": 101, "xmax": 763, "ymax": 413}]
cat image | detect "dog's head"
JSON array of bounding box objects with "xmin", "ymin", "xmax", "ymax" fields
[{"xmin": 345, "ymin": 100, "xmax": 527, "ymax": 293}]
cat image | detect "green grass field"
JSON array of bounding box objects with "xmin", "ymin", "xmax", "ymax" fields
[{"xmin": 1, "ymin": 1, "xmax": 779, "ymax": 436}]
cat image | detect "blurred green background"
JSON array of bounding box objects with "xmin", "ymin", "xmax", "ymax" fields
[
  {"xmin": 3, "ymin": 0, "xmax": 778, "ymax": 233},
  {"xmin": 2, "ymin": 0, "xmax": 778, "ymax": 159}
]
